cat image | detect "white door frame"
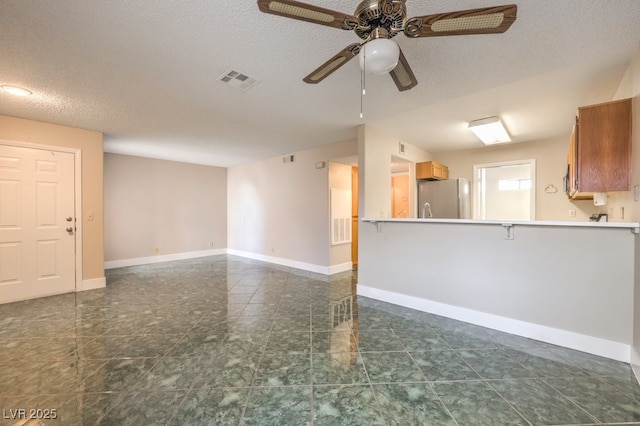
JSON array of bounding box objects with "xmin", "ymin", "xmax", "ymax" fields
[
  {"xmin": 0, "ymin": 139, "xmax": 83, "ymax": 290},
  {"xmin": 473, "ymin": 159, "xmax": 537, "ymax": 221}
]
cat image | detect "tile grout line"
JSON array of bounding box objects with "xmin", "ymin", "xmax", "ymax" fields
[
  {"xmin": 5, "ymin": 256, "xmax": 639, "ymax": 424},
  {"xmin": 236, "ymin": 271, "xmax": 275, "ymax": 426},
  {"xmin": 538, "ymin": 377, "xmax": 604, "ymax": 424},
  {"xmin": 391, "ymin": 325, "xmax": 463, "ymax": 426},
  {"xmin": 400, "ymin": 349, "xmax": 460, "ymax": 425},
  {"xmin": 354, "ymin": 324, "xmax": 390, "ymax": 426},
  {"xmin": 309, "ymin": 289, "xmax": 315, "ymax": 426},
  {"xmin": 456, "ymin": 348, "xmax": 533, "ymax": 424},
  {"xmin": 163, "ymin": 310, "xmax": 223, "ymax": 425}
]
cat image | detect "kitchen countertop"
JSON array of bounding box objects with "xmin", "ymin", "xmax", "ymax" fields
[{"xmin": 361, "ymin": 217, "xmax": 640, "ymax": 231}]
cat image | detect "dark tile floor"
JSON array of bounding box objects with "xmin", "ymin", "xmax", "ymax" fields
[{"xmin": 1, "ymin": 255, "xmax": 639, "ymax": 425}]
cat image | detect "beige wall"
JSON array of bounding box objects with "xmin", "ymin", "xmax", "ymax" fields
[
  {"xmin": 227, "ymin": 139, "xmax": 357, "ymax": 272},
  {"xmin": 633, "ymin": 49, "xmax": 640, "ymax": 391},
  {"xmin": 435, "ymin": 136, "xmax": 600, "ymax": 222},
  {"xmin": 613, "ymin": 45, "xmax": 640, "ymax": 383},
  {"xmin": 104, "ymin": 153, "xmax": 227, "ymax": 261},
  {"xmin": 605, "ymin": 47, "xmax": 640, "ymax": 224},
  {"xmin": 358, "ymin": 125, "xmax": 432, "ymax": 218},
  {"xmin": 0, "ymin": 115, "xmax": 104, "ymax": 281}
]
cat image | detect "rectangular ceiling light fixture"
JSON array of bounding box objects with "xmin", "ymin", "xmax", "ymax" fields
[{"xmin": 468, "ymin": 116, "xmax": 511, "ymax": 145}]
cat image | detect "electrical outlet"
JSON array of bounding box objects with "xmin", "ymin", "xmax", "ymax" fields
[
  {"xmin": 620, "ymin": 206, "xmax": 625, "ymax": 220},
  {"xmin": 209, "ymin": 242, "xmax": 214, "ymax": 248},
  {"xmin": 569, "ymin": 209, "xmax": 576, "ymax": 217}
]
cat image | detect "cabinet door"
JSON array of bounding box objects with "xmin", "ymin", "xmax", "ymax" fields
[
  {"xmin": 416, "ymin": 162, "xmax": 432, "ymax": 180},
  {"xmin": 432, "ymin": 162, "xmax": 443, "ymax": 179},
  {"xmin": 416, "ymin": 161, "xmax": 449, "ymax": 180},
  {"xmin": 577, "ymin": 98, "xmax": 631, "ymax": 192},
  {"xmin": 567, "ymin": 122, "xmax": 582, "ymax": 198}
]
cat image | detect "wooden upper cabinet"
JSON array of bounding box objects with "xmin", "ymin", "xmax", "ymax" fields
[
  {"xmin": 569, "ymin": 98, "xmax": 632, "ymax": 198},
  {"xmin": 566, "ymin": 120, "xmax": 583, "ymax": 199},
  {"xmin": 416, "ymin": 161, "xmax": 449, "ymax": 180}
]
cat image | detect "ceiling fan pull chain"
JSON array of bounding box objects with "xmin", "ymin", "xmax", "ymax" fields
[
  {"xmin": 360, "ymin": 47, "xmax": 366, "ymax": 118},
  {"xmin": 360, "ymin": 71, "xmax": 364, "ymax": 119},
  {"xmin": 362, "ymin": 47, "xmax": 367, "ymax": 96}
]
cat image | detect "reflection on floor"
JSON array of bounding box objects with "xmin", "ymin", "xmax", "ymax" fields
[{"xmin": 1, "ymin": 255, "xmax": 639, "ymax": 425}]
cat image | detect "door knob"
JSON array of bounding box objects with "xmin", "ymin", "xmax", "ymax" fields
[
  {"xmin": 66, "ymin": 217, "xmax": 73, "ymax": 222},
  {"xmin": 66, "ymin": 227, "xmax": 74, "ymax": 233}
]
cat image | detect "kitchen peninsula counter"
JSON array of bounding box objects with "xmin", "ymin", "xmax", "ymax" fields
[
  {"xmin": 362, "ymin": 217, "xmax": 640, "ymax": 230},
  {"xmin": 357, "ymin": 217, "xmax": 640, "ymax": 364}
]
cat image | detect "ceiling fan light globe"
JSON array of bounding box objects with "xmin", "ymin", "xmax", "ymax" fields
[{"xmin": 359, "ymin": 38, "xmax": 400, "ymax": 75}]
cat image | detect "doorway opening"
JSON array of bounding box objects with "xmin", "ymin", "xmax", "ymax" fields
[
  {"xmin": 391, "ymin": 156, "xmax": 412, "ymax": 218},
  {"xmin": 473, "ymin": 159, "xmax": 536, "ymax": 221}
]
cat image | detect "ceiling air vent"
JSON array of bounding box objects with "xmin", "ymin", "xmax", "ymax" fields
[
  {"xmin": 282, "ymin": 154, "xmax": 295, "ymax": 164},
  {"xmin": 218, "ymin": 68, "xmax": 261, "ymax": 90}
]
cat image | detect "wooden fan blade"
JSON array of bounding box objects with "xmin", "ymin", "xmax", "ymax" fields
[
  {"xmin": 389, "ymin": 48, "xmax": 418, "ymax": 92},
  {"xmin": 303, "ymin": 44, "xmax": 360, "ymax": 84},
  {"xmin": 257, "ymin": 0, "xmax": 358, "ymax": 30},
  {"xmin": 404, "ymin": 4, "xmax": 517, "ymax": 38}
]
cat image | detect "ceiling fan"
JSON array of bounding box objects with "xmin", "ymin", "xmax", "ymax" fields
[{"xmin": 257, "ymin": 0, "xmax": 517, "ymax": 91}]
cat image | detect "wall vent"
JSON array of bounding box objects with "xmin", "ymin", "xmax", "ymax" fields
[
  {"xmin": 330, "ymin": 188, "xmax": 352, "ymax": 246},
  {"xmin": 218, "ymin": 68, "xmax": 261, "ymax": 90},
  {"xmin": 398, "ymin": 141, "xmax": 406, "ymax": 155}
]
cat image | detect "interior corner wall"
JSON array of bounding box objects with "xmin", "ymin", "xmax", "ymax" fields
[
  {"xmin": 227, "ymin": 139, "xmax": 357, "ymax": 273},
  {"xmin": 615, "ymin": 45, "xmax": 640, "ymax": 383},
  {"xmin": 606, "ymin": 46, "xmax": 640, "ymax": 226},
  {"xmin": 633, "ymin": 50, "xmax": 640, "ymax": 387},
  {"xmin": 634, "ymin": 233, "xmax": 640, "ymax": 383},
  {"xmin": 600, "ymin": 44, "xmax": 640, "ymax": 382},
  {"xmin": 103, "ymin": 153, "xmax": 227, "ymax": 263},
  {"xmin": 358, "ymin": 124, "xmax": 432, "ymax": 218},
  {"xmin": 0, "ymin": 115, "xmax": 104, "ymax": 281}
]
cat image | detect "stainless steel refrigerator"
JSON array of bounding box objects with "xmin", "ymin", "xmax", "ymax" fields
[{"xmin": 417, "ymin": 178, "xmax": 470, "ymax": 219}]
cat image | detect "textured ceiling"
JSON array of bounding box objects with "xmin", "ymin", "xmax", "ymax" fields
[{"xmin": 1, "ymin": 1, "xmax": 639, "ymax": 166}]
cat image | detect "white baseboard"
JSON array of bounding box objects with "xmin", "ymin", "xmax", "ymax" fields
[
  {"xmin": 106, "ymin": 248, "xmax": 349, "ymax": 276},
  {"xmin": 632, "ymin": 346, "xmax": 640, "ymax": 384},
  {"xmin": 78, "ymin": 277, "xmax": 106, "ymax": 291},
  {"xmin": 227, "ymin": 249, "xmax": 349, "ymax": 275},
  {"xmin": 105, "ymin": 249, "xmax": 226, "ymax": 269},
  {"xmin": 327, "ymin": 262, "xmax": 353, "ymax": 275},
  {"xmin": 357, "ymin": 284, "xmax": 631, "ymax": 363}
]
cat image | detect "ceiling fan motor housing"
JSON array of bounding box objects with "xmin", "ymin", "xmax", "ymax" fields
[{"xmin": 354, "ymin": 0, "xmax": 406, "ymax": 40}]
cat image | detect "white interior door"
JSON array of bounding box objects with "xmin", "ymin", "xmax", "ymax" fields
[{"xmin": 0, "ymin": 144, "xmax": 76, "ymax": 304}]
